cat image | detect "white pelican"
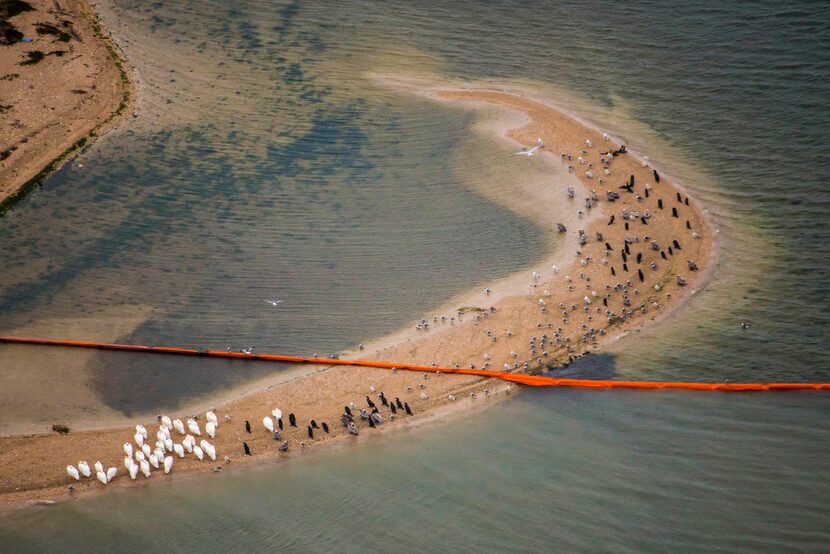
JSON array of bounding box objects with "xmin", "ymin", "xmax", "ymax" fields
[
  {"xmin": 134, "ymin": 432, "xmax": 144, "ymax": 447},
  {"xmin": 141, "ymin": 443, "xmax": 151, "ymax": 458},
  {"xmin": 163, "ymin": 456, "xmax": 173, "ymax": 474},
  {"xmin": 78, "ymin": 461, "xmax": 91, "ymax": 477},
  {"xmin": 123, "ymin": 442, "xmax": 133, "ymax": 458},
  {"xmin": 183, "ymin": 435, "xmax": 194, "ymax": 453},
  {"xmin": 161, "ymin": 415, "xmax": 173, "ymax": 430},
  {"xmin": 140, "ymin": 460, "xmax": 151, "ymax": 478},
  {"xmin": 187, "ymin": 418, "xmax": 201, "ymax": 436},
  {"xmin": 173, "ymin": 443, "xmax": 185, "ymax": 458},
  {"xmin": 136, "ymin": 424, "xmax": 148, "ymax": 439},
  {"xmin": 148, "ymin": 454, "xmax": 159, "ymax": 469},
  {"xmin": 206, "ymin": 421, "xmax": 216, "ymax": 438},
  {"xmin": 128, "ymin": 463, "xmax": 139, "ymax": 480},
  {"xmin": 206, "ymin": 411, "xmax": 218, "ymax": 426},
  {"xmin": 106, "ymin": 467, "xmax": 117, "ymax": 482},
  {"xmin": 200, "ymin": 440, "xmax": 217, "ymax": 461},
  {"xmin": 193, "ymin": 445, "xmax": 204, "ymax": 461},
  {"xmin": 94, "ymin": 461, "xmax": 104, "ymax": 474},
  {"xmin": 271, "ymin": 408, "xmax": 282, "ymax": 420},
  {"xmin": 96, "ymin": 471, "xmax": 108, "ymax": 485},
  {"xmin": 66, "ymin": 465, "xmax": 80, "ymax": 481},
  {"xmin": 173, "ymin": 419, "xmax": 185, "ymax": 435},
  {"xmin": 123, "ymin": 457, "xmax": 133, "ymax": 470},
  {"xmin": 164, "ymin": 438, "xmax": 174, "ymax": 452},
  {"xmin": 262, "ymin": 416, "xmax": 274, "ymax": 433},
  {"xmin": 135, "ymin": 451, "xmax": 146, "ymax": 463}
]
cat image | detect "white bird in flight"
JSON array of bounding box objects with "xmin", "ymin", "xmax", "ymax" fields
[
  {"xmin": 264, "ymin": 299, "xmax": 283, "ymax": 306},
  {"xmin": 514, "ymin": 138, "xmax": 544, "ymax": 157}
]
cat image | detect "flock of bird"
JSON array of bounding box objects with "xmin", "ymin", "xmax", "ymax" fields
[{"xmin": 66, "ymin": 411, "xmax": 221, "ymax": 486}]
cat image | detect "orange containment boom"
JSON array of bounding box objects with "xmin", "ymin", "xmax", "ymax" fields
[{"xmin": 1, "ymin": 335, "xmax": 828, "ymax": 392}]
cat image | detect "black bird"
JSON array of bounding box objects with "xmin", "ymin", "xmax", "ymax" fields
[
  {"xmin": 307, "ymin": 426, "xmax": 314, "ymax": 439},
  {"xmin": 322, "ymin": 422, "xmax": 329, "ymax": 433},
  {"xmin": 673, "ymin": 239, "xmax": 681, "ymax": 250},
  {"xmin": 344, "ymin": 406, "xmax": 352, "ymax": 416},
  {"xmin": 624, "ymin": 243, "xmax": 630, "ymax": 255},
  {"xmin": 611, "ymin": 266, "xmax": 616, "ymax": 276},
  {"xmin": 379, "ymin": 393, "xmax": 388, "ymax": 407},
  {"xmin": 366, "ymin": 396, "xmax": 376, "ymax": 409},
  {"xmin": 636, "ymin": 253, "xmax": 642, "ymax": 264},
  {"xmin": 289, "ymin": 413, "xmax": 297, "ymax": 427},
  {"xmin": 390, "ymin": 403, "xmax": 397, "ymax": 415},
  {"xmin": 640, "ymin": 217, "xmax": 648, "ymax": 225},
  {"xmin": 668, "ymin": 246, "xmax": 674, "ymax": 255},
  {"xmin": 623, "ymin": 263, "xmax": 628, "ymax": 272},
  {"xmin": 605, "ymin": 242, "xmax": 613, "ymax": 251},
  {"xmin": 685, "ymin": 197, "xmax": 689, "ymax": 206},
  {"xmin": 629, "ymin": 175, "xmax": 635, "ymax": 187},
  {"xmin": 372, "ymin": 406, "xmax": 379, "ymax": 414},
  {"xmin": 620, "ymin": 183, "xmax": 633, "ymax": 193},
  {"xmin": 395, "ymin": 398, "xmax": 403, "ymax": 410},
  {"xmin": 603, "ymin": 297, "xmax": 608, "ymax": 307},
  {"xmin": 644, "ymin": 188, "xmax": 650, "ymax": 198},
  {"xmin": 625, "ymin": 222, "xmax": 629, "ymax": 231},
  {"xmin": 245, "ymin": 420, "xmax": 251, "ymax": 434},
  {"xmin": 368, "ymin": 416, "xmax": 376, "ymax": 428},
  {"xmin": 686, "ymin": 220, "xmax": 691, "ymax": 230},
  {"xmin": 278, "ymin": 418, "xmax": 283, "ymax": 430},
  {"xmin": 658, "ymin": 198, "xmax": 664, "ymax": 209},
  {"xmin": 622, "ymin": 251, "xmax": 627, "ymax": 263},
  {"xmin": 310, "ymin": 419, "xmax": 319, "ymax": 429},
  {"xmin": 661, "ymin": 251, "xmax": 667, "ymax": 260},
  {"xmin": 278, "ymin": 441, "xmax": 288, "ymax": 452},
  {"xmin": 638, "ymin": 269, "xmax": 644, "ymax": 282},
  {"xmin": 653, "ymin": 169, "xmax": 660, "ymax": 183},
  {"xmin": 672, "ymin": 207, "xmax": 678, "ymax": 218},
  {"xmin": 243, "ymin": 442, "xmax": 252, "ymax": 456},
  {"xmin": 404, "ymin": 403, "xmax": 413, "ymax": 415},
  {"xmin": 608, "ymin": 215, "xmax": 615, "ymax": 225},
  {"xmin": 677, "ymin": 192, "xmax": 682, "ymax": 202}
]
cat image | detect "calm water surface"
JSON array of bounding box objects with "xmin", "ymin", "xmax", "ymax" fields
[{"xmin": 0, "ymin": 0, "xmax": 828, "ymax": 550}]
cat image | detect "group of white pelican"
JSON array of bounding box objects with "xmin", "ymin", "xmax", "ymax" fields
[{"xmin": 65, "ymin": 411, "xmax": 221, "ymax": 486}]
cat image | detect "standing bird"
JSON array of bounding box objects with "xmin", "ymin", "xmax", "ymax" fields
[
  {"xmin": 636, "ymin": 253, "xmax": 642, "ymax": 264},
  {"xmin": 661, "ymin": 251, "xmax": 667, "ymax": 260},
  {"xmin": 344, "ymin": 406, "xmax": 352, "ymax": 417},
  {"xmin": 368, "ymin": 416, "xmax": 376, "ymax": 428},
  {"xmin": 395, "ymin": 398, "xmax": 404, "ymax": 410},
  {"xmin": 310, "ymin": 419, "xmax": 319, "ymax": 429},
  {"xmin": 404, "ymin": 403, "xmax": 413, "ymax": 416},
  {"xmin": 243, "ymin": 442, "xmax": 252, "ymax": 456},
  {"xmin": 245, "ymin": 420, "xmax": 251, "ymax": 433},
  {"xmin": 322, "ymin": 422, "xmax": 329, "ymax": 433},
  {"xmin": 307, "ymin": 426, "xmax": 314, "ymax": 439},
  {"xmin": 279, "ymin": 441, "xmax": 289, "ymax": 452},
  {"xmin": 366, "ymin": 396, "xmax": 376, "ymax": 409},
  {"xmin": 653, "ymin": 169, "xmax": 660, "ymax": 183},
  {"xmin": 278, "ymin": 418, "xmax": 283, "ymax": 430},
  {"xmin": 611, "ymin": 267, "xmax": 616, "ymax": 276},
  {"xmin": 672, "ymin": 207, "xmax": 678, "ymax": 218},
  {"xmin": 379, "ymin": 393, "xmax": 388, "ymax": 407},
  {"xmin": 638, "ymin": 269, "xmax": 644, "ymax": 282},
  {"xmin": 673, "ymin": 239, "xmax": 682, "ymax": 250},
  {"xmin": 347, "ymin": 422, "xmax": 359, "ymax": 436},
  {"xmin": 390, "ymin": 403, "xmax": 397, "ymax": 415},
  {"xmin": 288, "ymin": 413, "xmax": 297, "ymax": 427},
  {"xmin": 263, "ymin": 416, "xmax": 274, "ymax": 433},
  {"xmin": 608, "ymin": 215, "xmax": 615, "ymax": 225},
  {"xmin": 66, "ymin": 465, "xmax": 80, "ymax": 481}
]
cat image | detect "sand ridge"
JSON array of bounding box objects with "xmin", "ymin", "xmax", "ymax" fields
[{"xmin": 0, "ymin": 84, "xmax": 713, "ymax": 509}]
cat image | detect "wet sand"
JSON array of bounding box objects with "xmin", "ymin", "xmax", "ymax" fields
[
  {"xmin": 0, "ymin": 85, "xmax": 712, "ymax": 509},
  {"xmin": 0, "ymin": 0, "xmax": 132, "ymax": 210}
]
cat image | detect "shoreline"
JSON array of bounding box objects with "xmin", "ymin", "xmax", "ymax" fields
[
  {"xmin": 0, "ymin": 0, "xmax": 135, "ymax": 215},
  {"xmin": 0, "ymin": 84, "xmax": 714, "ymax": 511}
]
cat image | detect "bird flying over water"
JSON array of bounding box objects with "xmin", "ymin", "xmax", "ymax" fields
[
  {"xmin": 514, "ymin": 138, "xmax": 544, "ymax": 157},
  {"xmin": 264, "ymin": 299, "xmax": 283, "ymax": 306}
]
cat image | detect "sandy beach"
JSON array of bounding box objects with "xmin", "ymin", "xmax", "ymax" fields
[
  {"xmin": 0, "ymin": 69, "xmax": 713, "ymax": 507},
  {"xmin": 0, "ymin": 0, "xmax": 132, "ymax": 211}
]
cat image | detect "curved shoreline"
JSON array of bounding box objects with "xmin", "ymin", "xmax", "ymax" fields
[
  {"xmin": 0, "ymin": 0, "xmax": 135, "ymax": 215},
  {"xmin": 0, "ymin": 85, "xmax": 714, "ymax": 510}
]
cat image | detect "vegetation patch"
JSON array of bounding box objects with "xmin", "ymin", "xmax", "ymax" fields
[
  {"xmin": 18, "ymin": 49, "xmax": 44, "ymax": 65},
  {"xmin": 35, "ymin": 21, "xmax": 71, "ymax": 41},
  {"xmin": 0, "ymin": 0, "xmax": 34, "ymax": 19},
  {"xmin": 0, "ymin": 104, "xmax": 12, "ymax": 114},
  {"xmin": 0, "ymin": 18, "xmax": 22, "ymax": 45},
  {"xmin": 0, "ymin": 72, "xmax": 20, "ymax": 80}
]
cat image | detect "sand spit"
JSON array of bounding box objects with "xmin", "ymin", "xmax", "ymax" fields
[
  {"xmin": 0, "ymin": 0, "xmax": 133, "ymax": 212},
  {"xmin": 0, "ymin": 87, "xmax": 712, "ymax": 509}
]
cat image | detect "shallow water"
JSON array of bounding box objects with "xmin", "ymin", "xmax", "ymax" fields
[{"xmin": 1, "ymin": 0, "xmax": 828, "ymax": 549}]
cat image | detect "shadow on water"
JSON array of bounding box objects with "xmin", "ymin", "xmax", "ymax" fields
[{"xmin": 544, "ymin": 352, "xmax": 618, "ymax": 380}]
